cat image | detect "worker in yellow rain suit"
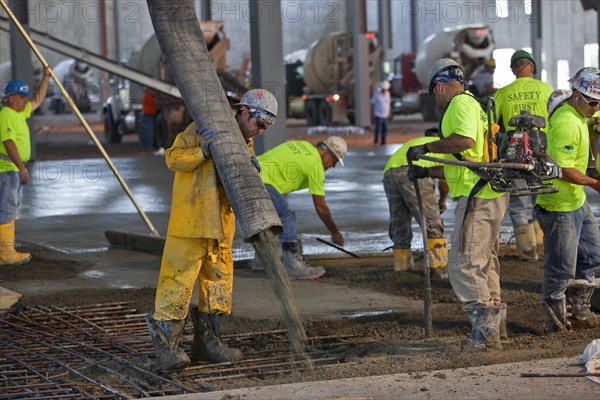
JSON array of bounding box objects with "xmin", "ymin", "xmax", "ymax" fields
[{"xmin": 145, "ymin": 89, "xmax": 278, "ymax": 372}]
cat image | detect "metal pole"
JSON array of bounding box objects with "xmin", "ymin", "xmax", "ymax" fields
[
  {"xmin": 407, "ymin": 158, "xmax": 433, "ymax": 339},
  {"xmin": 0, "ymin": 0, "xmax": 160, "ymax": 237}
]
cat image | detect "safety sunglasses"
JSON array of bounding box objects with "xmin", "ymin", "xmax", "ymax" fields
[
  {"xmin": 248, "ymin": 107, "xmax": 275, "ymax": 130},
  {"xmin": 578, "ymin": 92, "xmax": 600, "ymax": 108}
]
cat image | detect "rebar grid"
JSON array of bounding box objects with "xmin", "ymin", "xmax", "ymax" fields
[{"xmin": 0, "ymin": 302, "xmax": 357, "ymax": 398}]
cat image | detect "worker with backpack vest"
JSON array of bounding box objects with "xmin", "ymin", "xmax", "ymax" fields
[
  {"xmin": 406, "ymin": 58, "xmax": 509, "ymax": 350},
  {"xmin": 494, "ymin": 50, "xmax": 554, "ymax": 261}
]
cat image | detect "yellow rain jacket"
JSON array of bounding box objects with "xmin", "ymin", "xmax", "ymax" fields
[{"xmin": 165, "ymin": 122, "xmax": 255, "ymax": 245}]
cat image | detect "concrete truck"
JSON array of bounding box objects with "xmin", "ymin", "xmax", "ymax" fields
[
  {"xmin": 285, "ymin": 31, "xmax": 382, "ymax": 126},
  {"xmin": 103, "ymin": 20, "xmax": 245, "ymax": 144},
  {"xmin": 390, "ymin": 24, "xmax": 495, "ymax": 121}
]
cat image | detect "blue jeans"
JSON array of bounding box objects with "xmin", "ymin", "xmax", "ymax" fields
[
  {"xmin": 374, "ymin": 116, "xmax": 388, "ymax": 144},
  {"xmin": 534, "ymin": 201, "xmax": 600, "ymax": 299},
  {"xmin": 0, "ymin": 172, "xmax": 22, "ymax": 224},
  {"xmin": 507, "ymin": 194, "xmax": 534, "ymax": 227},
  {"xmin": 265, "ymin": 185, "xmax": 298, "ymax": 242},
  {"xmin": 141, "ymin": 114, "xmax": 155, "ymax": 149}
]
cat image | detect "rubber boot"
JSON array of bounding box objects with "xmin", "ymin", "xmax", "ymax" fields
[
  {"xmin": 281, "ymin": 241, "xmax": 326, "ymax": 280},
  {"xmin": 0, "ymin": 221, "xmax": 32, "ymax": 267},
  {"xmin": 393, "ymin": 247, "xmax": 413, "ymax": 272},
  {"xmin": 499, "ymin": 303, "xmax": 508, "ymax": 340},
  {"xmin": 565, "ymin": 280, "xmax": 600, "ymax": 329},
  {"xmin": 540, "ymin": 297, "xmax": 570, "ymax": 333},
  {"xmin": 466, "ymin": 304, "xmax": 503, "ymax": 350},
  {"xmin": 145, "ymin": 314, "xmax": 191, "ymax": 371},
  {"xmin": 533, "ymin": 219, "xmax": 544, "ymax": 257},
  {"xmin": 427, "ymin": 238, "xmax": 448, "ymax": 279},
  {"xmin": 514, "ymin": 223, "xmax": 537, "ymax": 261},
  {"xmin": 191, "ymin": 311, "xmax": 243, "ymax": 363}
]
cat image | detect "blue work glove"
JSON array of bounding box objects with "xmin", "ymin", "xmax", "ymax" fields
[
  {"xmin": 408, "ymin": 165, "xmax": 429, "ymax": 180},
  {"xmin": 406, "ymin": 144, "xmax": 430, "ymax": 162},
  {"xmin": 197, "ymin": 127, "xmax": 215, "ymax": 158},
  {"xmin": 251, "ymin": 156, "xmax": 261, "ymax": 172}
]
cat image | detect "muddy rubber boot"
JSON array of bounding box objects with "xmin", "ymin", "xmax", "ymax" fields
[
  {"xmin": 514, "ymin": 223, "xmax": 537, "ymax": 261},
  {"xmin": 145, "ymin": 314, "xmax": 191, "ymax": 372},
  {"xmin": 0, "ymin": 221, "xmax": 32, "ymax": 267},
  {"xmin": 281, "ymin": 241, "xmax": 326, "ymax": 280},
  {"xmin": 426, "ymin": 238, "xmax": 448, "ymax": 279},
  {"xmin": 393, "ymin": 247, "xmax": 414, "ymax": 272},
  {"xmin": 540, "ymin": 297, "xmax": 570, "ymax": 333},
  {"xmin": 466, "ymin": 304, "xmax": 503, "ymax": 350},
  {"xmin": 499, "ymin": 303, "xmax": 508, "ymax": 340},
  {"xmin": 191, "ymin": 311, "xmax": 243, "ymax": 363},
  {"xmin": 565, "ymin": 280, "xmax": 600, "ymax": 329}
]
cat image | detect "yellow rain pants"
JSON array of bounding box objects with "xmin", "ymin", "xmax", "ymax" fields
[{"xmin": 153, "ymin": 236, "xmax": 234, "ymax": 320}]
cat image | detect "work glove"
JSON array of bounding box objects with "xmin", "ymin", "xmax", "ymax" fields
[
  {"xmin": 406, "ymin": 144, "xmax": 430, "ymax": 161},
  {"xmin": 591, "ymin": 180, "xmax": 600, "ymax": 194},
  {"xmin": 197, "ymin": 127, "xmax": 215, "ymax": 158},
  {"xmin": 408, "ymin": 165, "xmax": 429, "ymax": 180},
  {"xmin": 251, "ymin": 156, "xmax": 261, "ymax": 172}
]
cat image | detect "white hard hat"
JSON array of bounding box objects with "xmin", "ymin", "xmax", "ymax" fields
[
  {"xmin": 569, "ymin": 67, "xmax": 600, "ymax": 101},
  {"xmin": 547, "ymin": 89, "xmax": 572, "ymax": 116},
  {"xmin": 235, "ymin": 89, "xmax": 278, "ymax": 124},
  {"xmin": 427, "ymin": 58, "xmax": 464, "ymax": 94},
  {"xmin": 380, "ymin": 80, "xmax": 391, "ymax": 90},
  {"xmin": 323, "ymin": 136, "xmax": 347, "ymax": 166}
]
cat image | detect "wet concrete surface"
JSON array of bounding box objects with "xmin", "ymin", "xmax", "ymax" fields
[{"xmin": 19, "ymin": 144, "xmax": 600, "ymax": 258}]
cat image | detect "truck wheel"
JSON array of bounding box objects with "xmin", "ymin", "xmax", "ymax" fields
[
  {"xmin": 103, "ymin": 108, "xmax": 122, "ymax": 144},
  {"xmin": 305, "ymin": 99, "xmax": 319, "ymax": 126},
  {"xmin": 318, "ymin": 101, "xmax": 332, "ymax": 126}
]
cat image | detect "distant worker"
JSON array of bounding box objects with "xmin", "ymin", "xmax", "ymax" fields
[
  {"xmin": 471, "ymin": 58, "xmax": 496, "ymax": 98},
  {"xmin": 382, "ymin": 126, "xmax": 449, "ymax": 276},
  {"xmin": 254, "ymin": 136, "xmax": 348, "ymax": 280},
  {"xmin": 494, "ymin": 50, "xmax": 554, "ymax": 261},
  {"xmin": 535, "ymin": 67, "xmax": 600, "ymax": 332},
  {"xmin": 0, "ymin": 68, "xmax": 51, "ymax": 267},
  {"xmin": 407, "ymin": 59, "xmax": 509, "ymax": 350},
  {"xmin": 146, "ymin": 89, "xmax": 278, "ymax": 371},
  {"xmin": 371, "ymin": 80, "xmax": 392, "ymax": 145},
  {"xmin": 141, "ymin": 88, "xmax": 157, "ymax": 151}
]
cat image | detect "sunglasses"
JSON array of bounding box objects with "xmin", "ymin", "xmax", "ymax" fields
[
  {"xmin": 579, "ymin": 92, "xmax": 600, "ymax": 108},
  {"xmin": 248, "ymin": 108, "xmax": 273, "ymax": 130}
]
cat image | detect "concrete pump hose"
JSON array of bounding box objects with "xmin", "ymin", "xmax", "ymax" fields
[{"xmin": 146, "ymin": 0, "xmax": 282, "ymax": 241}]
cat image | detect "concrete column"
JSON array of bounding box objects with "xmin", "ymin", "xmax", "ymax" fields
[
  {"xmin": 8, "ymin": 0, "xmax": 36, "ymax": 159},
  {"xmin": 249, "ymin": 0, "xmax": 286, "ymax": 154},
  {"xmin": 197, "ymin": 0, "xmax": 212, "ymax": 20},
  {"xmin": 349, "ymin": 0, "xmax": 370, "ymax": 128},
  {"xmin": 378, "ymin": 0, "xmax": 392, "ymax": 80},
  {"xmin": 531, "ymin": 0, "xmax": 542, "ymax": 80}
]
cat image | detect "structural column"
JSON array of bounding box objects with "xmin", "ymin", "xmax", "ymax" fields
[
  {"xmin": 8, "ymin": 0, "xmax": 36, "ymax": 159},
  {"xmin": 249, "ymin": 0, "xmax": 286, "ymax": 153},
  {"xmin": 349, "ymin": 0, "xmax": 370, "ymax": 128}
]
